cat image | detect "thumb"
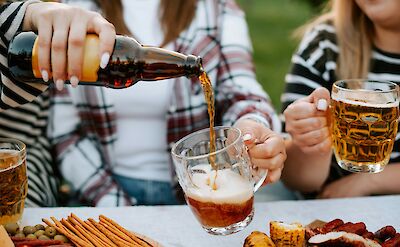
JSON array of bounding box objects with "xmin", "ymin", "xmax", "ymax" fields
[
  {"xmin": 239, "ymin": 123, "xmax": 265, "ymax": 148},
  {"xmin": 307, "ymin": 87, "xmax": 331, "ymax": 111}
]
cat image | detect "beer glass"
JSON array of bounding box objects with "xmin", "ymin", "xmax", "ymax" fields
[
  {"xmin": 0, "ymin": 138, "xmax": 27, "ymax": 225},
  {"xmin": 331, "ymin": 79, "xmax": 399, "ymax": 173},
  {"xmin": 171, "ymin": 126, "xmax": 266, "ymax": 235}
]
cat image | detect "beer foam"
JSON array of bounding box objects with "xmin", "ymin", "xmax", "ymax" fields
[
  {"xmin": 187, "ymin": 164, "xmax": 253, "ymax": 204},
  {"xmin": 332, "ymin": 96, "xmax": 399, "ymax": 108}
]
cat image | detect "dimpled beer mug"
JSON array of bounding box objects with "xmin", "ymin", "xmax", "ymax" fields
[
  {"xmin": 0, "ymin": 138, "xmax": 27, "ymax": 225},
  {"xmin": 331, "ymin": 79, "xmax": 399, "ymax": 173},
  {"xmin": 171, "ymin": 126, "xmax": 266, "ymax": 235}
]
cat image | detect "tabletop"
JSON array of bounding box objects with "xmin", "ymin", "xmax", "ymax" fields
[{"xmin": 23, "ymin": 195, "xmax": 400, "ymax": 247}]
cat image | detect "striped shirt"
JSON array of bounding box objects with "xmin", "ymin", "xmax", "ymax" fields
[
  {"xmin": 281, "ymin": 22, "xmax": 400, "ymax": 185},
  {"xmin": 0, "ymin": 1, "xmax": 59, "ymax": 207}
]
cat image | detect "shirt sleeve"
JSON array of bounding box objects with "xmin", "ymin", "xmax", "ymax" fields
[
  {"xmin": 215, "ymin": 0, "xmax": 280, "ymax": 131},
  {"xmin": 0, "ymin": 0, "xmax": 48, "ymax": 110},
  {"xmin": 281, "ymin": 22, "xmax": 337, "ymax": 112}
]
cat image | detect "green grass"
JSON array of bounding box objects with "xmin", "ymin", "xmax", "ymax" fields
[{"xmin": 237, "ymin": 0, "xmax": 314, "ymax": 110}]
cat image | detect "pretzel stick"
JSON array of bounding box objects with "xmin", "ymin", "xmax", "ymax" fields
[
  {"xmin": 83, "ymin": 220, "xmax": 118, "ymax": 247},
  {"xmin": 50, "ymin": 217, "xmax": 93, "ymax": 247},
  {"xmin": 61, "ymin": 218, "xmax": 91, "ymax": 245},
  {"xmin": 99, "ymin": 221, "xmax": 134, "ymax": 243},
  {"xmin": 89, "ymin": 218, "xmax": 135, "ymax": 247},
  {"xmin": 100, "ymin": 215, "xmax": 153, "ymax": 246},
  {"xmin": 66, "ymin": 217, "xmax": 108, "ymax": 247},
  {"xmin": 42, "ymin": 218, "xmax": 83, "ymax": 247},
  {"xmin": 71, "ymin": 214, "xmax": 116, "ymax": 246},
  {"xmin": 75, "ymin": 224, "xmax": 108, "ymax": 247},
  {"xmin": 70, "ymin": 214, "xmax": 118, "ymax": 247}
]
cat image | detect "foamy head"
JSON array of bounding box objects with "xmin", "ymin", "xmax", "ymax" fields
[
  {"xmin": 332, "ymin": 97, "xmax": 399, "ymax": 108},
  {"xmin": 186, "ymin": 164, "xmax": 253, "ymax": 204}
]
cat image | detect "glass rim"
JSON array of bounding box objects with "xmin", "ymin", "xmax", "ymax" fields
[
  {"xmin": 333, "ymin": 79, "xmax": 399, "ymax": 94},
  {"xmin": 171, "ymin": 126, "xmax": 242, "ymax": 161},
  {"xmin": 0, "ymin": 138, "xmax": 26, "ymax": 172}
]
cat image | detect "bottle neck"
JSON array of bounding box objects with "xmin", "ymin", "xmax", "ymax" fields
[{"xmin": 184, "ymin": 55, "xmax": 203, "ymax": 78}]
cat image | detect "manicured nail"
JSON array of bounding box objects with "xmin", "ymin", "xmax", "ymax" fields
[
  {"xmin": 55, "ymin": 79, "xmax": 64, "ymax": 91},
  {"xmin": 70, "ymin": 76, "xmax": 79, "ymax": 87},
  {"xmin": 243, "ymin": 134, "xmax": 252, "ymax": 141},
  {"xmin": 41, "ymin": 70, "xmax": 49, "ymax": 82},
  {"xmin": 100, "ymin": 52, "xmax": 110, "ymax": 69},
  {"xmin": 317, "ymin": 99, "xmax": 328, "ymax": 111}
]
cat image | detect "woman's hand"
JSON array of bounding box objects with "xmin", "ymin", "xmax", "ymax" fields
[
  {"xmin": 318, "ymin": 173, "xmax": 372, "ymax": 198},
  {"xmin": 22, "ymin": 2, "xmax": 115, "ymax": 90},
  {"xmin": 235, "ymin": 118, "xmax": 286, "ymax": 185},
  {"xmin": 284, "ymin": 87, "xmax": 331, "ymax": 154}
]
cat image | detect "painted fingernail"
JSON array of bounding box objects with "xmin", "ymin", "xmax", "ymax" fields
[
  {"xmin": 317, "ymin": 99, "xmax": 328, "ymax": 111},
  {"xmin": 70, "ymin": 76, "xmax": 79, "ymax": 87},
  {"xmin": 41, "ymin": 70, "xmax": 49, "ymax": 82},
  {"xmin": 55, "ymin": 79, "xmax": 64, "ymax": 91},
  {"xmin": 100, "ymin": 52, "xmax": 110, "ymax": 69},
  {"xmin": 243, "ymin": 134, "xmax": 252, "ymax": 141}
]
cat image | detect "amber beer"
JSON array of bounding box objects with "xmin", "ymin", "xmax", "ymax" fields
[
  {"xmin": 185, "ymin": 165, "xmax": 254, "ymax": 230},
  {"xmin": 0, "ymin": 140, "xmax": 27, "ymax": 225},
  {"xmin": 331, "ymin": 98, "xmax": 399, "ymax": 173}
]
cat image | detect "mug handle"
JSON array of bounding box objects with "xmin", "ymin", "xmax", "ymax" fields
[{"xmin": 252, "ymin": 167, "xmax": 267, "ymax": 192}]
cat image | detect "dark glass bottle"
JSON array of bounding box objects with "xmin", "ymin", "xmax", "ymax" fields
[{"xmin": 8, "ymin": 32, "xmax": 203, "ymax": 89}]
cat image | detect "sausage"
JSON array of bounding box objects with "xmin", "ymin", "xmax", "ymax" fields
[
  {"xmin": 375, "ymin": 226, "xmax": 397, "ymax": 242},
  {"xmin": 381, "ymin": 233, "xmax": 400, "ymax": 247},
  {"xmin": 334, "ymin": 222, "xmax": 367, "ymax": 235},
  {"xmin": 321, "ymin": 219, "xmax": 345, "ymax": 233}
]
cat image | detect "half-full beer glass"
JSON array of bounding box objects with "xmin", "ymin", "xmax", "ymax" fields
[
  {"xmin": 171, "ymin": 126, "xmax": 266, "ymax": 235},
  {"xmin": 331, "ymin": 79, "xmax": 399, "ymax": 173},
  {"xmin": 0, "ymin": 138, "xmax": 27, "ymax": 225}
]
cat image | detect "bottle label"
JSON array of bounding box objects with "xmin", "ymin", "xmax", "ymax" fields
[{"xmin": 32, "ymin": 35, "xmax": 100, "ymax": 82}]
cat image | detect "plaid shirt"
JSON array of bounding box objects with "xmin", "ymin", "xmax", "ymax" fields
[{"xmin": 48, "ymin": 0, "xmax": 279, "ymax": 206}]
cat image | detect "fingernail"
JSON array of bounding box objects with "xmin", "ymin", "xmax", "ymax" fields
[
  {"xmin": 100, "ymin": 52, "xmax": 110, "ymax": 69},
  {"xmin": 70, "ymin": 76, "xmax": 79, "ymax": 87},
  {"xmin": 317, "ymin": 99, "xmax": 328, "ymax": 111},
  {"xmin": 41, "ymin": 70, "xmax": 49, "ymax": 82},
  {"xmin": 55, "ymin": 79, "xmax": 64, "ymax": 91},
  {"xmin": 243, "ymin": 134, "xmax": 252, "ymax": 141}
]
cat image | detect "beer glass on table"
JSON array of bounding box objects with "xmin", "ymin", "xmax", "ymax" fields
[
  {"xmin": 171, "ymin": 126, "xmax": 266, "ymax": 235},
  {"xmin": 0, "ymin": 138, "xmax": 27, "ymax": 225},
  {"xmin": 331, "ymin": 79, "xmax": 399, "ymax": 173}
]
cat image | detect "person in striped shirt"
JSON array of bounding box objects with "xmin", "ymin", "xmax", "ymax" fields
[
  {"xmin": 281, "ymin": 0, "xmax": 400, "ymax": 198},
  {"xmin": 0, "ymin": 0, "xmax": 115, "ymax": 206}
]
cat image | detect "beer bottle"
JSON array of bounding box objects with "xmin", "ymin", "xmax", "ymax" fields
[{"xmin": 8, "ymin": 32, "xmax": 202, "ymax": 88}]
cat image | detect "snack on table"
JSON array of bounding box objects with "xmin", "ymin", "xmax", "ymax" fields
[
  {"xmin": 42, "ymin": 214, "xmax": 157, "ymax": 247},
  {"xmin": 305, "ymin": 219, "xmax": 399, "ymax": 247},
  {"xmin": 243, "ymin": 231, "xmax": 276, "ymax": 247},
  {"xmin": 270, "ymin": 221, "xmax": 305, "ymax": 247}
]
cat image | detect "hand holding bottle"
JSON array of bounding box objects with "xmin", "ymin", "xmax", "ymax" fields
[{"xmin": 22, "ymin": 1, "xmax": 116, "ymax": 90}]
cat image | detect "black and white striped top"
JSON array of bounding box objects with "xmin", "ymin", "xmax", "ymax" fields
[
  {"xmin": 0, "ymin": 1, "xmax": 58, "ymax": 207},
  {"xmin": 281, "ymin": 22, "xmax": 400, "ymax": 183}
]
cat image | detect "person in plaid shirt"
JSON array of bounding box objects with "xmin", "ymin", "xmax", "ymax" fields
[{"xmin": 49, "ymin": 0, "xmax": 286, "ymax": 206}]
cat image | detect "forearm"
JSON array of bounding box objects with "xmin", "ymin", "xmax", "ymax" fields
[
  {"xmin": 282, "ymin": 138, "xmax": 332, "ymax": 192},
  {"xmin": 369, "ymin": 164, "xmax": 400, "ymax": 195}
]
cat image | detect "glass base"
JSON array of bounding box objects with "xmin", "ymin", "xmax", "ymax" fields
[
  {"xmin": 337, "ymin": 160, "xmax": 385, "ymax": 173},
  {"xmin": 201, "ymin": 209, "xmax": 254, "ymax": 236}
]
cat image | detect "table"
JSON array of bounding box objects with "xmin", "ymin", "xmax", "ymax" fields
[{"xmin": 23, "ymin": 195, "xmax": 400, "ymax": 247}]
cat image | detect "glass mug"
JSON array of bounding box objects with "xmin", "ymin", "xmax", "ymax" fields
[
  {"xmin": 331, "ymin": 79, "xmax": 399, "ymax": 173},
  {"xmin": 0, "ymin": 138, "xmax": 27, "ymax": 225},
  {"xmin": 171, "ymin": 126, "xmax": 266, "ymax": 235}
]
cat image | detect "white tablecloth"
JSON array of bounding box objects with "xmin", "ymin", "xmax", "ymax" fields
[{"xmin": 23, "ymin": 195, "xmax": 400, "ymax": 247}]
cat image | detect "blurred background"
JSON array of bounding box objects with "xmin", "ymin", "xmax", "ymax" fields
[{"xmin": 237, "ymin": 0, "xmax": 322, "ymax": 111}]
